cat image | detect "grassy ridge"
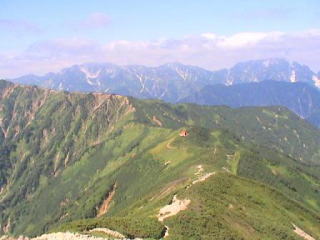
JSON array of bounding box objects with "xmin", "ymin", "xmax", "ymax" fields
[
  {"xmin": 53, "ymin": 173, "xmax": 320, "ymax": 239},
  {"xmin": 0, "ymin": 80, "xmax": 319, "ymax": 238},
  {"xmin": 133, "ymin": 99, "xmax": 320, "ymax": 165},
  {"xmin": 166, "ymin": 173, "xmax": 320, "ymax": 239}
]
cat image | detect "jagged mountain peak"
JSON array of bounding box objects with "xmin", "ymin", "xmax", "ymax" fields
[
  {"xmin": 231, "ymin": 58, "xmax": 312, "ymax": 74},
  {"xmin": 225, "ymin": 58, "xmax": 315, "ymax": 85},
  {"xmin": 11, "ymin": 59, "xmax": 319, "ymax": 102}
]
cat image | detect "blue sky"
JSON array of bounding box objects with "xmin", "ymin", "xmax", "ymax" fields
[{"xmin": 1, "ymin": 0, "xmax": 320, "ymax": 77}]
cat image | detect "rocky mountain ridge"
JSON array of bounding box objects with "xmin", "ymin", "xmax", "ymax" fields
[{"xmin": 11, "ymin": 59, "xmax": 320, "ymax": 103}]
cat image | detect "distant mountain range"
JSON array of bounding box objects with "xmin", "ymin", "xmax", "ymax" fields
[
  {"xmin": 12, "ymin": 58, "xmax": 320, "ymax": 99},
  {"xmin": 11, "ymin": 58, "xmax": 320, "ymax": 127},
  {"xmin": 13, "ymin": 62, "xmax": 220, "ymax": 102}
]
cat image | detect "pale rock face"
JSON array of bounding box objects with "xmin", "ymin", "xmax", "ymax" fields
[
  {"xmin": 262, "ymin": 59, "xmax": 271, "ymax": 67},
  {"xmin": 80, "ymin": 66, "xmax": 102, "ymax": 86},
  {"xmin": 312, "ymin": 75, "xmax": 320, "ymax": 88},
  {"xmin": 80, "ymin": 66, "xmax": 101, "ymax": 79},
  {"xmin": 290, "ymin": 70, "xmax": 297, "ymax": 83},
  {"xmin": 225, "ymin": 78, "xmax": 233, "ymax": 86},
  {"xmin": 58, "ymin": 82, "xmax": 63, "ymax": 91}
]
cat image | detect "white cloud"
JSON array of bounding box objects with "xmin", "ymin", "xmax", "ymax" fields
[
  {"xmin": 216, "ymin": 32, "xmax": 284, "ymax": 48},
  {"xmin": 1, "ymin": 29, "xmax": 320, "ymax": 78},
  {"xmin": 201, "ymin": 33, "xmax": 217, "ymax": 40}
]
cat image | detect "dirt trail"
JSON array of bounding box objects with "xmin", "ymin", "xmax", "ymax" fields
[
  {"xmin": 292, "ymin": 224, "xmax": 315, "ymax": 240},
  {"xmin": 158, "ymin": 195, "xmax": 190, "ymax": 222},
  {"xmin": 96, "ymin": 184, "xmax": 116, "ymax": 217},
  {"xmin": 186, "ymin": 165, "xmax": 215, "ymax": 189},
  {"xmin": 0, "ymin": 186, "xmax": 5, "ymax": 195},
  {"xmin": 166, "ymin": 139, "xmax": 176, "ymax": 150},
  {"xmin": 192, "ymin": 172, "xmax": 215, "ymax": 185}
]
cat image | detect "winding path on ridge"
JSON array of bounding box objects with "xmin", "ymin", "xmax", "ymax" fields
[{"xmin": 166, "ymin": 138, "xmax": 177, "ymax": 150}]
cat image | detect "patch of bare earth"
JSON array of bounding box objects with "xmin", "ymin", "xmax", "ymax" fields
[
  {"xmin": 96, "ymin": 184, "xmax": 116, "ymax": 217},
  {"xmin": 1, "ymin": 85, "xmax": 17, "ymax": 99},
  {"xmin": 292, "ymin": 224, "xmax": 315, "ymax": 240},
  {"xmin": 158, "ymin": 195, "xmax": 191, "ymax": 222},
  {"xmin": 192, "ymin": 172, "xmax": 215, "ymax": 185},
  {"xmin": 152, "ymin": 115, "xmax": 162, "ymax": 127},
  {"xmin": 195, "ymin": 165, "xmax": 204, "ymax": 176},
  {"xmin": 31, "ymin": 232, "xmax": 114, "ymax": 240}
]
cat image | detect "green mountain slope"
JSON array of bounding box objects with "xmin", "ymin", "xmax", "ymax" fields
[
  {"xmin": 0, "ymin": 80, "xmax": 319, "ymax": 239},
  {"xmin": 54, "ymin": 173, "xmax": 320, "ymax": 240},
  {"xmin": 181, "ymin": 81, "xmax": 320, "ymax": 128},
  {"xmin": 164, "ymin": 173, "xmax": 320, "ymax": 239},
  {"xmin": 134, "ymin": 99, "xmax": 320, "ymax": 165}
]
